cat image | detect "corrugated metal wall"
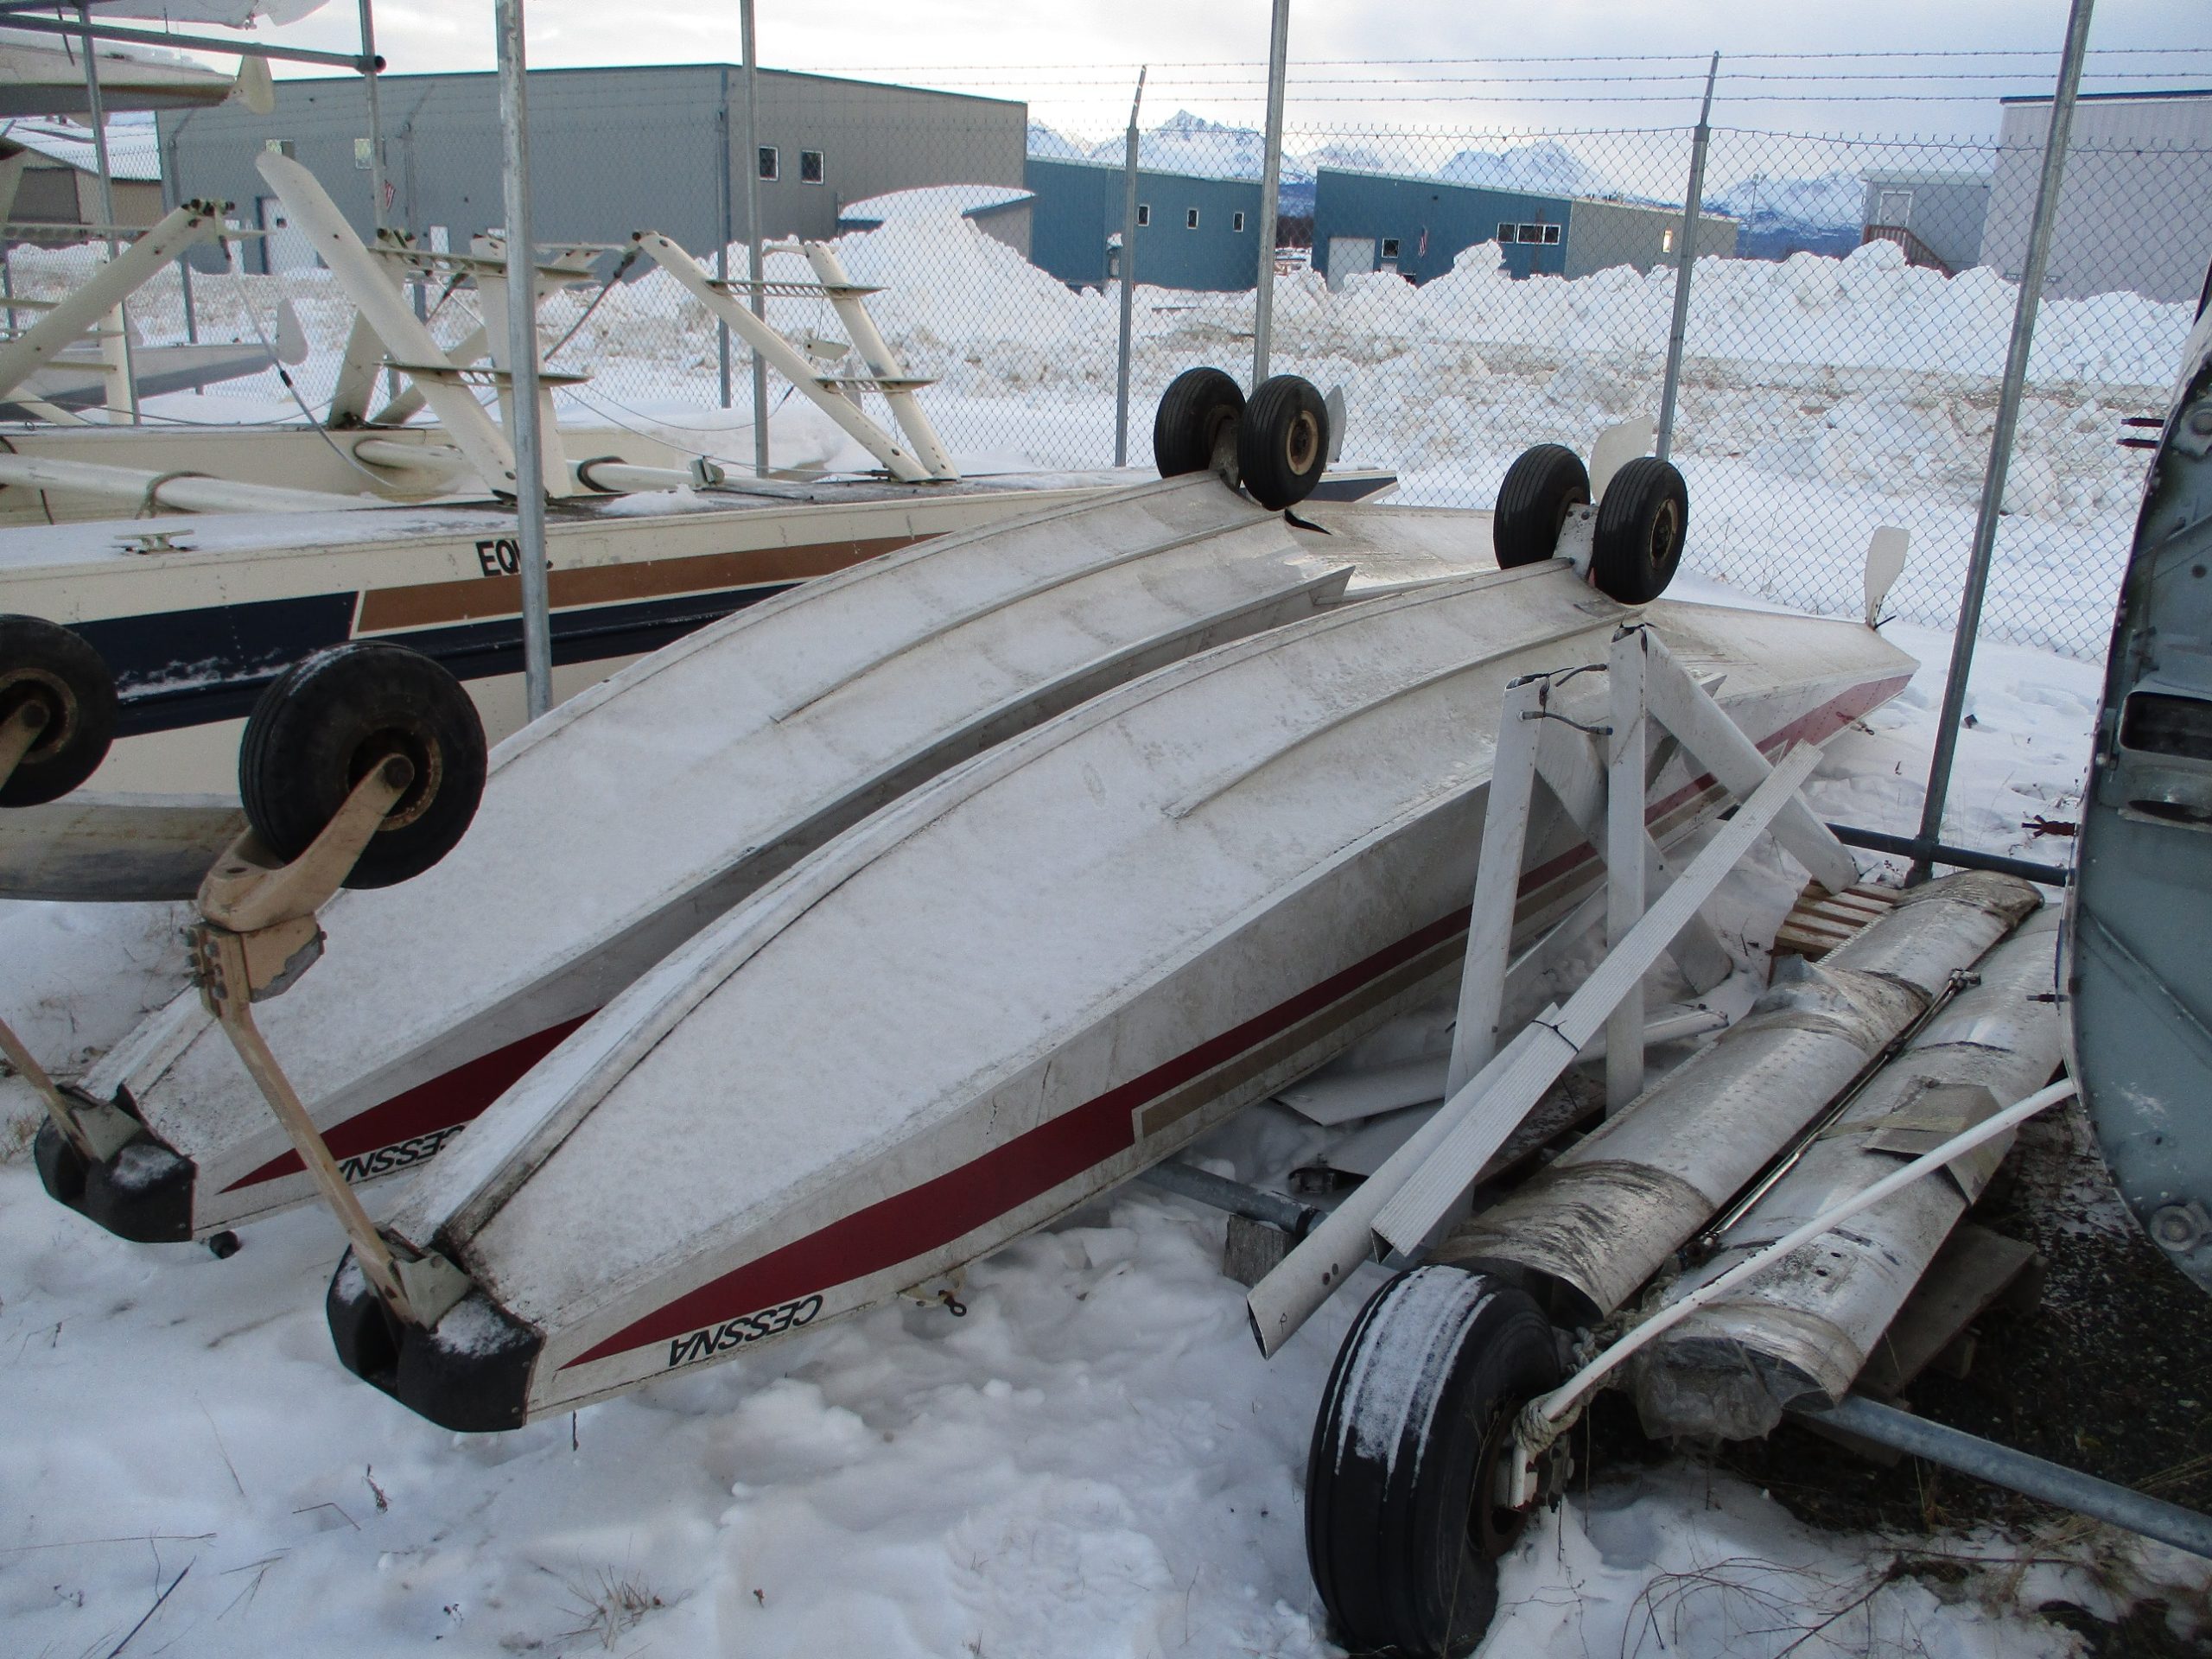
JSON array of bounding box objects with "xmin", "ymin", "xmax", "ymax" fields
[
  {"xmin": 1982, "ymin": 92, "xmax": 2212, "ymax": 304},
  {"xmin": 1563, "ymin": 197, "xmax": 1737, "ymax": 278},
  {"xmin": 158, "ymin": 66, "xmax": 1025, "ymax": 272},
  {"xmin": 1023, "ymin": 156, "xmax": 1262, "ymax": 291},
  {"xmin": 1312, "ymin": 168, "xmax": 1572, "ymax": 284}
]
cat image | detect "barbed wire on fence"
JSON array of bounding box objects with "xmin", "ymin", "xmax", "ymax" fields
[{"xmin": 8, "ymin": 99, "xmax": 2204, "ymax": 664}]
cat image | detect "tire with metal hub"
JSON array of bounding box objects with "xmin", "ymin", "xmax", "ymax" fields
[
  {"xmin": 1306, "ymin": 1265, "xmax": 1560, "ymax": 1657},
  {"xmin": 239, "ymin": 642, "xmax": 486, "ymax": 890},
  {"xmin": 1591, "ymin": 454, "xmax": 1688, "ymax": 604},
  {"xmin": 1152, "ymin": 365, "xmax": 1246, "ymax": 478},
  {"xmin": 1237, "ymin": 373, "xmax": 1331, "ymax": 511},
  {"xmin": 0, "ymin": 613, "xmax": 117, "ymax": 807},
  {"xmin": 1491, "ymin": 443, "xmax": 1591, "ymax": 569}
]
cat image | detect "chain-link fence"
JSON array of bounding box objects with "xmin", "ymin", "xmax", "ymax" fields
[{"xmin": 13, "ymin": 94, "xmax": 2204, "ymax": 664}]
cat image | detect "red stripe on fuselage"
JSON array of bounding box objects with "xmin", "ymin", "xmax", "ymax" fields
[
  {"xmin": 563, "ymin": 675, "xmax": 1904, "ymax": 1370},
  {"xmin": 219, "ymin": 1014, "xmax": 592, "ymax": 1191}
]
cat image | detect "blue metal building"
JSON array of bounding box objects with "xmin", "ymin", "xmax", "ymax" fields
[
  {"xmin": 1024, "ymin": 156, "xmax": 1262, "ymax": 291},
  {"xmin": 1313, "ymin": 166, "xmax": 1736, "ymax": 287},
  {"xmin": 1314, "ymin": 168, "xmax": 1568, "ymax": 285}
]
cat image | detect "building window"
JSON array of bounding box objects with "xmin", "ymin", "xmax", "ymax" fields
[
  {"xmin": 1662, "ymin": 227, "xmax": 1675, "ymax": 253},
  {"xmin": 1543, "ymin": 225, "xmax": 1561, "ymax": 245},
  {"xmin": 1185, "ymin": 207, "xmax": 1199, "ymax": 229},
  {"xmin": 1497, "ymin": 221, "xmax": 1514, "ymax": 243},
  {"xmin": 1516, "ymin": 223, "xmax": 1546, "ymax": 244},
  {"xmin": 758, "ymin": 146, "xmax": 779, "ymax": 181},
  {"xmin": 1380, "ymin": 237, "xmax": 1401, "ymax": 260},
  {"xmin": 800, "ymin": 149, "xmax": 824, "ymax": 185},
  {"xmin": 1233, "ymin": 211, "xmax": 1246, "ymax": 232},
  {"xmin": 1136, "ymin": 203, "xmax": 1150, "ymax": 226}
]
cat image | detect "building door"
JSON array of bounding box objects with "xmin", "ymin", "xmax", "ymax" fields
[
  {"xmin": 1325, "ymin": 236, "xmax": 1376, "ymax": 292},
  {"xmin": 1876, "ymin": 188, "xmax": 1914, "ymax": 228},
  {"xmin": 257, "ymin": 195, "xmax": 316, "ymax": 274}
]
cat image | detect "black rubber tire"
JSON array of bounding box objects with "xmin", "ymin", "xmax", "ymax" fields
[
  {"xmin": 1590, "ymin": 455, "xmax": 1689, "ymax": 604},
  {"xmin": 1306, "ymin": 1265, "xmax": 1560, "ymax": 1657},
  {"xmin": 238, "ymin": 642, "xmax": 486, "ymax": 890},
  {"xmin": 1152, "ymin": 366, "xmax": 1246, "ymax": 478},
  {"xmin": 1492, "ymin": 443, "xmax": 1591, "ymax": 569},
  {"xmin": 1237, "ymin": 374, "xmax": 1331, "ymax": 511},
  {"xmin": 0, "ymin": 613, "xmax": 117, "ymax": 807}
]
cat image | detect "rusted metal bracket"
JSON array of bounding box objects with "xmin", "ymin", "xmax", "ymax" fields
[{"xmin": 190, "ymin": 755, "xmax": 468, "ymax": 1330}]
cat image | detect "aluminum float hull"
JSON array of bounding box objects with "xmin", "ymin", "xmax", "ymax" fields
[
  {"xmin": 46, "ymin": 477, "xmax": 1466, "ymax": 1241},
  {"xmin": 339, "ymin": 568, "xmax": 1914, "ymax": 1429},
  {"xmin": 2065, "ymin": 298, "xmax": 2212, "ymax": 1295}
]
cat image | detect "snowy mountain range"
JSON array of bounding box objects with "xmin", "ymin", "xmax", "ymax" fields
[
  {"xmin": 1698, "ymin": 172, "xmax": 1866, "ymax": 259},
  {"xmin": 1024, "ymin": 113, "xmax": 1867, "ymax": 255}
]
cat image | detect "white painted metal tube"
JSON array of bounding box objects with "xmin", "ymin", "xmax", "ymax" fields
[
  {"xmin": 0, "ymin": 203, "xmax": 222, "ymax": 405},
  {"xmin": 803, "ymin": 242, "xmax": 957, "ymax": 480},
  {"xmin": 1249, "ymin": 745, "xmax": 1821, "ymax": 1358},
  {"xmin": 1370, "ymin": 745, "xmax": 1825, "ymax": 1259},
  {"xmin": 0, "ymin": 452, "xmax": 371, "ymax": 514},
  {"xmin": 350, "ymin": 437, "xmax": 469, "ymax": 476},
  {"xmin": 1637, "ymin": 628, "xmax": 1860, "ymax": 896},
  {"xmin": 255, "ymin": 152, "xmax": 520, "ymax": 497},
  {"xmin": 570, "ymin": 456, "xmax": 697, "ymax": 495},
  {"xmin": 631, "ymin": 231, "xmax": 931, "ymax": 482},
  {"xmin": 1534, "ymin": 1078, "xmax": 2078, "ymax": 1426}
]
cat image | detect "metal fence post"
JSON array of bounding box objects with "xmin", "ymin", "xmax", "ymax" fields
[
  {"xmin": 1113, "ymin": 67, "xmax": 1146, "ymax": 469},
  {"xmin": 1910, "ymin": 0, "xmax": 2095, "ymax": 881},
  {"xmin": 359, "ymin": 0, "xmax": 385, "ymax": 232},
  {"xmin": 717, "ymin": 64, "xmax": 733, "ymax": 410},
  {"xmin": 1656, "ymin": 52, "xmax": 1718, "ymax": 464},
  {"xmin": 75, "ymin": 2, "xmax": 137, "ymax": 423},
  {"xmin": 741, "ymin": 0, "xmax": 768, "ymax": 477},
  {"xmin": 494, "ymin": 0, "xmax": 552, "ymax": 721},
  {"xmin": 1249, "ymin": 0, "xmax": 1290, "ymax": 386}
]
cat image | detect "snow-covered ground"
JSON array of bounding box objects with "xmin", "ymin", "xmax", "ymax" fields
[
  {"xmin": 3, "ymin": 573, "xmax": 2201, "ymax": 1657},
  {"xmin": 7, "ymin": 187, "xmax": 2180, "ymax": 660}
]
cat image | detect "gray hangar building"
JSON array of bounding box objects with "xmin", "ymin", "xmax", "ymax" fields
[
  {"xmin": 1024, "ymin": 156, "xmax": 1263, "ymax": 291},
  {"xmin": 156, "ymin": 63, "xmax": 1028, "ymax": 272},
  {"xmin": 1312, "ymin": 166, "xmax": 1736, "ymax": 287}
]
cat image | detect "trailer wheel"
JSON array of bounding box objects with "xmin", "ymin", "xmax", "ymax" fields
[
  {"xmin": 1306, "ymin": 1265, "xmax": 1560, "ymax": 1657},
  {"xmin": 239, "ymin": 642, "xmax": 486, "ymax": 889},
  {"xmin": 1590, "ymin": 456, "xmax": 1688, "ymax": 604},
  {"xmin": 1238, "ymin": 374, "xmax": 1331, "ymax": 510},
  {"xmin": 1153, "ymin": 366, "xmax": 1246, "ymax": 478},
  {"xmin": 0, "ymin": 614, "xmax": 116, "ymax": 807},
  {"xmin": 1492, "ymin": 444, "xmax": 1591, "ymax": 569}
]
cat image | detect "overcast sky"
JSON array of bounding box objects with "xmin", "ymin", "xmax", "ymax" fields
[{"xmin": 233, "ymin": 0, "xmax": 2210, "ymax": 147}]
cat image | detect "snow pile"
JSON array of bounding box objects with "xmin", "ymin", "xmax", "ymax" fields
[{"xmin": 838, "ymin": 183, "xmax": 1035, "ymax": 227}]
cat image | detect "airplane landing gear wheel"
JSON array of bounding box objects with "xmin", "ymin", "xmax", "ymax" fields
[
  {"xmin": 0, "ymin": 614, "xmax": 117, "ymax": 807},
  {"xmin": 239, "ymin": 642, "xmax": 486, "ymax": 890},
  {"xmin": 1306, "ymin": 1265, "xmax": 1560, "ymax": 1657},
  {"xmin": 1492, "ymin": 444, "xmax": 1591, "ymax": 569},
  {"xmin": 1591, "ymin": 456, "xmax": 1688, "ymax": 604},
  {"xmin": 1153, "ymin": 366, "xmax": 1246, "ymax": 478},
  {"xmin": 1238, "ymin": 374, "xmax": 1331, "ymax": 511}
]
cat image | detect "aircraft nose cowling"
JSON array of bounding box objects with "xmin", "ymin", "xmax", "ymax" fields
[
  {"xmin": 327, "ymin": 1252, "xmax": 541, "ymax": 1433},
  {"xmin": 35, "ymin": 1116, "xmax": 196, "ymax": 1243}
]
